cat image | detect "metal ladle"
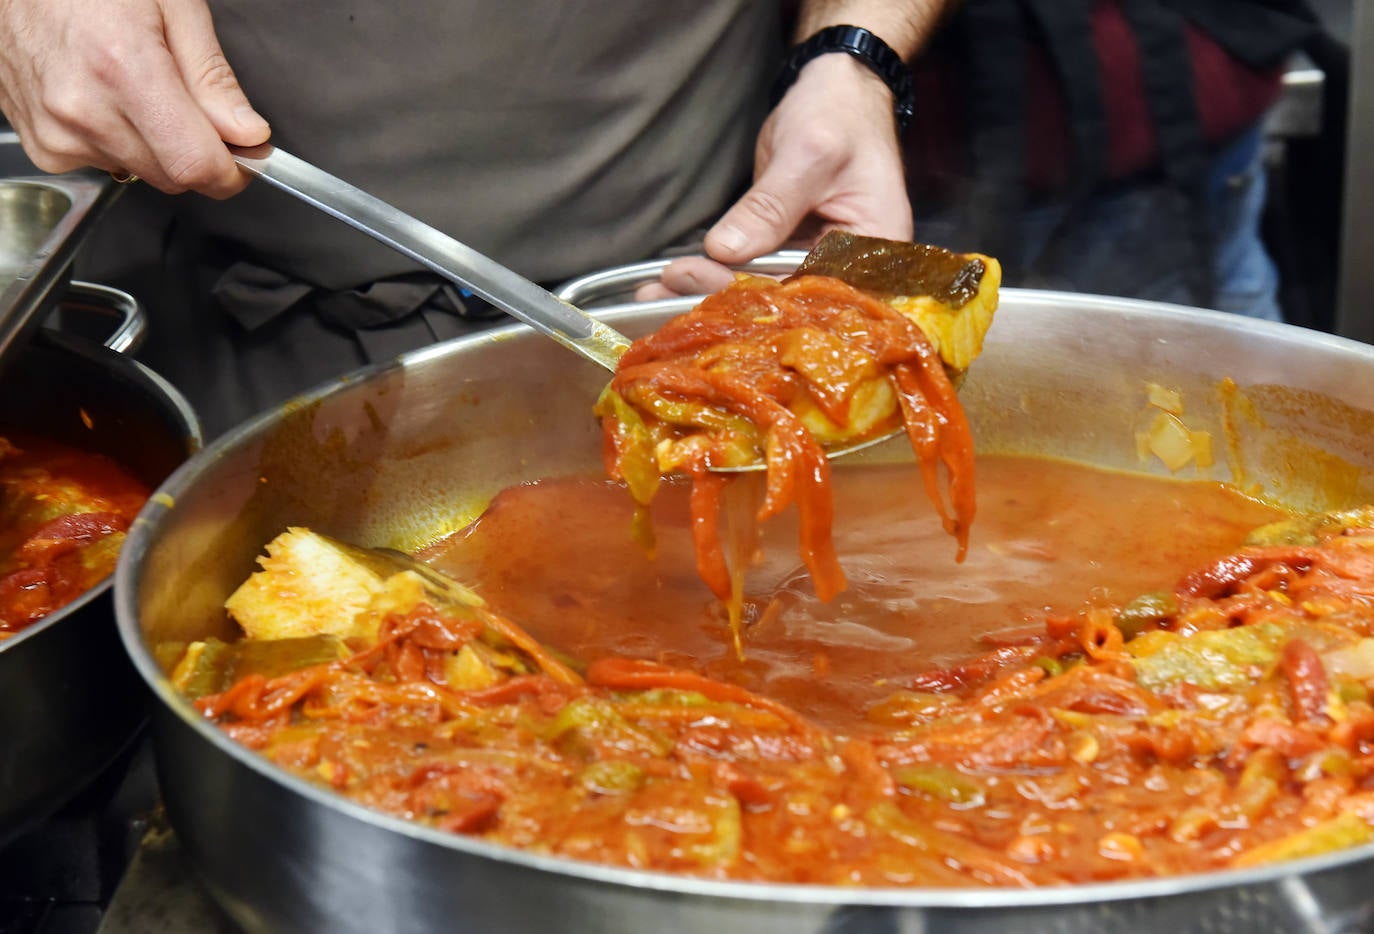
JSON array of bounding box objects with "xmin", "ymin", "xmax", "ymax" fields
[{"xmin": 229, "ymin": 144, "xmax": 902, "ymax": 468}]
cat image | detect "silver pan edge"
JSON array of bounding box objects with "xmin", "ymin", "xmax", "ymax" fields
[{"xmin": 115, "ymin": 289, "xmax": 1374, "ymax": 933}]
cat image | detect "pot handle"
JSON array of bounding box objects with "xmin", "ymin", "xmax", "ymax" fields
[
  {"xmin": 553, "ymin": 251, "xmax": 807, "ymax": 308},
  {"xmin": 54, "ymin": 281, "xmax": 148, "ymax": 354}
]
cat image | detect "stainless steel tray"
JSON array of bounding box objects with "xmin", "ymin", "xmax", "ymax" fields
[{"xmin": 0, "ymin": 131, "xmax": 120, "ymax": 363}]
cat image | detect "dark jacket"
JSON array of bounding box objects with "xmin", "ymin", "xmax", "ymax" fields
[{"xmin": 905, "ymin": 0, "xmax": 1322, "ymax": 302}]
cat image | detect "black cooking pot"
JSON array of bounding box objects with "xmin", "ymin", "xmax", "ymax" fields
[{"xmin": 0, "ymin": 292, "xmax": 199, "ymax": 845}]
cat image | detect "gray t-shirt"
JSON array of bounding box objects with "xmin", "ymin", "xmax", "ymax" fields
[{"xmin": 189, "ymin": 1, "xmax": 781, "ymax": 290}]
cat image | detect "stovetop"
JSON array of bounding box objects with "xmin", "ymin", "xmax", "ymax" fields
[{"xmin": 0, "ymin": 739, "xmax": 230, "ymax": 934}]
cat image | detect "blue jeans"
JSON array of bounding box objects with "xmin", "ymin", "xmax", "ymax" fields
[{"xmin": 916, "ymin": 124, "xmax": 1282, "ymax": 321}]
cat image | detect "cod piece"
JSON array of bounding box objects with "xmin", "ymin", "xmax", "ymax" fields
[
  {"xmin": 793, "ymin": 230, "xmax": 1000, "ymax": 375},
  {"xmin": 595, "ymin": 232, "xmax": 996, "ymax": 613},
  {"xmin": 224, "ymin": 526, "xmax": 426, "ymax": 643},
  {"xmin": 217, "ymin": 527, "xmax": 583, "ymax": 686}
]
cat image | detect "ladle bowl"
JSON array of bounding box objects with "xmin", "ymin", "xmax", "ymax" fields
[{"xmin": 229, "ymin": 145, "xmax": 907, "ymax": 467}]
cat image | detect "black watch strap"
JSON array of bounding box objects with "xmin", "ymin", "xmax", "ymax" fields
[{"xmin": 769, "ymin": 25, "xmax": 915, "ymax": 132}]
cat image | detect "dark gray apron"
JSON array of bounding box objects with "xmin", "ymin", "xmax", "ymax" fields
[{"xmin": 78, "ymin": 1, "xmax": 780, "ymax": 435}]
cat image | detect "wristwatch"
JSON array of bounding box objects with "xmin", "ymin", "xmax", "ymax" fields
[{"xmin": 769, "ymin": 25, "xmax": 916, "ymax": 132}]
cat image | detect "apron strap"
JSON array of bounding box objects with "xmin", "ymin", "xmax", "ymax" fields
[
  {"xmin": 955, "ymin": 0, "xmax": 1030, "ymax": 268},
  {"xmin": 1119, "ymin": 0, "xmax": 1215, "ymax": 305}
]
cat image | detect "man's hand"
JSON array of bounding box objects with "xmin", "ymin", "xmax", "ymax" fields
[
  {"xmin": 640, "ymin": 0, "xmax": 948, "ymax": 301},
  {"xmin": 638, "ymin": 53, "xmax": 913, "ymax": 300},
  {"xmin": 0, "ymin": 0, "xmax": 270, "ymax": 197},
  {"xmin": 711, "ymin": 53, "xmax": 915, "ymax": 265}
]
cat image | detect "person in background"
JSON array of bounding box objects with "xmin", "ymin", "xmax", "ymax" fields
[
  {"xmin": 0, "ymin": 0, "xmax": 949, "ymax": 435},
  {"xmin": 895, "ymin": 0, "xmax": 1322, "ymax": 322},
  {"xmin": 658, "ymin": 0, "xmax": 1323, "ymax": 324}
]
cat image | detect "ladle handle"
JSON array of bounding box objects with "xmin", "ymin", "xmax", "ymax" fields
[{"xmin": 229, "ymin": 144, "xmax": 630, "ymax": 372}]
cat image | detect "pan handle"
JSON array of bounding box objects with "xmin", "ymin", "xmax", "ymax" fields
[
  {"xmin": 55, "ymin": 281, "xmax": 148, "ymax": 354},
  {"xmin": 552, "ymin": 251, "xmax": 807, "ymax": 308}
]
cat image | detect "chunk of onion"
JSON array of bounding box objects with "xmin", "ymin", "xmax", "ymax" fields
[
  {"xmin": 1136, "ymin": 412, "xmax": 1214, "ymax": 472},
  {"xmin": 1323, "ymin": 638, "xmax": 1374, "ymax": 680}
]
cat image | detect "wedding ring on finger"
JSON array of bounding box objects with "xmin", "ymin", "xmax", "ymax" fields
[{"xmin": 109, "ymin": 169, "xmax": 139, "ymax": 184}]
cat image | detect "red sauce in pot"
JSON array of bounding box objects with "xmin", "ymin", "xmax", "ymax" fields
[
  {"xmin": 423, "ymin": 456, "xmax": 1283, "ymax": 730},
  {"xmin": 0, "ymin": 433, "xmax": 149, "ymax": 636},
  {"xmin": 198, "ymin": 457, "xmax": 1374, "ymax": 886}
]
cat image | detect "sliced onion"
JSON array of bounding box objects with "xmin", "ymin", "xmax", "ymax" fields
[
  {"xmin": 1146, "ymin": 382, "xmax": 1184, "ymax": 416},
  {"xmin": 1323, "ymin": 638, "xmax": 1374, "ymax": 680},
  {"xmin": 1145, "ymin": 412, "xmax": 1197, "ymax": 472}
]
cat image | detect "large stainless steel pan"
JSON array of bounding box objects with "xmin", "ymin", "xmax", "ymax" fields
[{"xmin": 116, "ymin": 289, "xmax": 1374, "ymax": 932}]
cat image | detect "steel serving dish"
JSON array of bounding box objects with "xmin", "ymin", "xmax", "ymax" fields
[
  {"xmin": 116, "ymin": 289, "xmax": 1374, "ymax": 932},
  {"xmin": 0, "ymin": 131, "xmax": 121, "ymax": 365}
]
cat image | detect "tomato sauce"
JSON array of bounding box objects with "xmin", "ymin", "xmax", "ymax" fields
[
  {"xmin": 198, "ymin": 456, "xmax": 1374, "ymax": 884},
  {"xmin": 423, "ymin": 456, "xmax": 1283, "ymax": 730},
  {"xmin": 0, "ymin": 433, "xmax": 150, "ymax": 635}
]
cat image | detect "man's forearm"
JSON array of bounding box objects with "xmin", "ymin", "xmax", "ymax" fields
[{"xmin": 793, "ymin": 0, "xmax": 955, "ymax": 58}]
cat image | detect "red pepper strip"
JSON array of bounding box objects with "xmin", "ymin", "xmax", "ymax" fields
[
  {"xmin": 687, "ymin": 472, "xmax": 731, "ymax": 601},
  {"xmin": 461, "ymin": 674, "xmax": 571, "ymax": 706},
  {"xmin": 475, "ymin": 605, "xmax": 584, "ymax": 686},
  {"xmin": 18, "ymin": 511, "xmax": 128, "ymax": 564},
  {"xmin": 586, "ymin": 657, "xmax": 816, "ymax": 738},
  {"xmin": 897, "ymin": 362, "xmax": 975, "ymax": 559},
  {"xmin": 200, "ymin": 668, "xmax": 331, "ymax": 721},
  {"xmin": 1281, "ymin": 639, "xmax": 1331, "ymax": 726},
  {"xmin": 1240, "ymin": 718, "xmax": 1328, "ymax": 758},
  {"xmin": 1177, "ymin": 554, "xmax": 1266, "ymax": 599}
]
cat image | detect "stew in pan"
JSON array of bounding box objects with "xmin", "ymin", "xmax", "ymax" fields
[
  {"xmin": 164, "ymin": 456, "xmax": 1374, "ymax": 885},
  {"xmin": 161, "ymin": 237, "xmax": 1374, "ymax": 887}
]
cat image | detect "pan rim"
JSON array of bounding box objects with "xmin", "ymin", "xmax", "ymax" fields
[{"xmin": 114, "ymin": 287, "xmax": 1374, "ymax": 910}]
